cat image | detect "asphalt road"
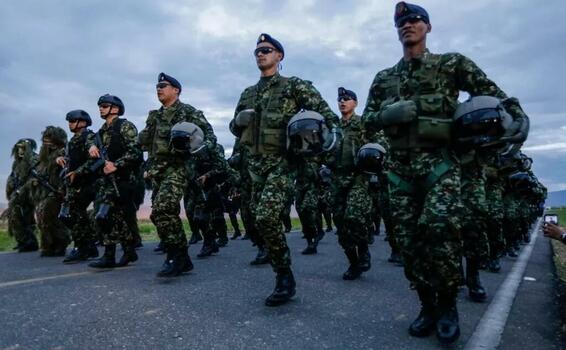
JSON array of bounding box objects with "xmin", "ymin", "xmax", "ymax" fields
[{"xmin": 0, "ymin": 226, "xmax": 562, "ymax": 350}]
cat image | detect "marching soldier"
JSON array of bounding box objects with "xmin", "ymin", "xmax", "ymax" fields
[
  {"xmin": 230, "ymin": 33, "xmax": 339, "ymax": 306},
  {"xmin": 138, "ymin": 73, "xmax": 217, "ymax": 277}
]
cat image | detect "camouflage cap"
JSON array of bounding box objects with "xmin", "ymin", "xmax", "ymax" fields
[{"xmin": 394, "ymin": 2, "xmax": 430, "ymax": 27}]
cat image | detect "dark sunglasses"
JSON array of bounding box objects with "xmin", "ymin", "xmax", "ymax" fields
[
  {"xmin": 396, "ymin": 16, "xmax": 424, "ymax": 28},
  {"xmin": 156, "ymin": 82, "xmax": 172, "ymax": 89},
  {"xmin": 98, "ymin": 103, "xmax": 112, "ymax": 108},
  {"xmin": 338, "ymin": 96, "xmax": 353, "ymax": 102},
  {"xmin": 254, "ymin": 47, "xmax": 275, "ymax": 56}
]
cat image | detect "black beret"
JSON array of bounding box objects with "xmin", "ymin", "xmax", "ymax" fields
[
  {"xmin": 257, "ymin": 33, "xmax": 284, "ymax": 59},
  {"xmin": 338, "ymin": 87, "xmax": 357, "ymax": 101},
  {"xmin": 394, "ymin": 2, "xmax": 430, "ymax": 27},
  {"xmin": 158, "ymin": 72, "xmax": 182, "ymax": 92}
]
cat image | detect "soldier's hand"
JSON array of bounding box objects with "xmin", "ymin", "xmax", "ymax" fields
[
  {"xmin": 89, "ymin": 146, "xmax": 100, "ymax": 158},
  {"xmin": 65, "ymin": 171, "xmax": 77, "ymax": 184},
  {"xmin": 380, "ymin": 100, "xmax": 417, "ymax": 126},
  {"xmin": 103, "ymin": 161, "xmax": 117, "ymax": 175},
  {"xmin": 56, "ymin": 156, "xmax": 66, "ymax": 167}
]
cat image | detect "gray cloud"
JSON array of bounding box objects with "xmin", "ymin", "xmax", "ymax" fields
[{"xmin": 1, "ymin": 0, "xmax": 565, "ymax": 200}]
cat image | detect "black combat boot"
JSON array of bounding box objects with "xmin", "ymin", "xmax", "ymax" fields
[
  {"xmin": 18, "ymin": 240, "xmax": 39, "ymax": 252},
  {"xmin": 301, "ymin": 238, "xmax": 317, "ymax": 255},
  {"xmin": 216, "ymin": 236, "xmax": 228, "ymax": 248},
  {"xmin": 487, "ymin": 256, "xmax": 501, "ymax": 273},
  {"xmin": 86, "ymin": 243, "xmax": 99, "ymax": 259},
  {"xmin": 157, "ymin": 246, "xmax": 186, "ymax": 277},
  {"xmin": 116, "ymin": 244, "xmax": 138, "ymax": 267},
  {"xmin": 153, "ymin": 241, "xmax": 165, "ymax": 253},
  {"xmin": 409, "ymin": 288, "xmax": 437, "ymax": 337},
  {"xmin": 358, "ymin": 243, "xmax": 371, "ymax": 272},
  {"xmin": 436, "ymin": 290, "xmax": 460, "ymax": 345},
  {"xmin": 188, "ymin": 231, "xmax": 202, "ymax": 245},
  {"xmin": 387, "ymin": 249, "xmax": 404, "ymax": 266},
  {"xmin": 63, "ymin": 247, "xmax": 84, "ymax": 264},
  {"xmin": 250, "ymin": 245, "xmax": 270, "ymax": 265},
  {"xmin": 231, "ymin": 229, "xmax": 242, "ymax": 240},
  {"xmin": 466, "ymin": 258, "xmax": 487, "ymax": 302},
  {"xmin": 88, "ymin": 244, "xmax": 116, "ymax": 268},
  {"xmin": 197, "ymin": 239, "xmax": 219, "ymax": 258},
  {"xmin": 265, "ymin": 268, "xmax": 296, "ymax": 306},
  {"xmin": 181, "ymin": 246, "xmax": 194, "ymax": 272},
  {"xmin": 316, "ymin": 229, "xmax": 326, "ymax": 243},
  {"xmin": 342, "ymin": 248, "xmax": 362, "ymax": 280}
]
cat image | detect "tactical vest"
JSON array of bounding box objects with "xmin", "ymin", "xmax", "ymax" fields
[
  {"xmin": 239, "ymin": 76, "xmax": 290, "ymax": 156},
  {"xmin": 68, "ymin": 130, "xmax": 92, "ymax": 172},
  {"xmin": 336, "ymin": 116, "xmax": 363, "ymax": 172},
  {"xmin": 381, "ymin": 54, "xmax": 453, "ymax": 149},
  {"xmin": 99, "ymin": 118, "xmax": 127, "ymax": 163}
]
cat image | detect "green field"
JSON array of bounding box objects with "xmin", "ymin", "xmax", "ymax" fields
[
  {"xmin": 547, "ymin": 208, "xmax": 566, "ymax": 283},
  {"xmin": 0, "ymin": 217, "xmax": 304, "ymax": 253}
]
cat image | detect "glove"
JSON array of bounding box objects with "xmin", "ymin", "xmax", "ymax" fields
[
  {"xmin": 235, "ymin": 109, "xmax": 256, "ymax": 127},
  {"xmin": 380, "ymin": 100, "xmax": 417, "ymax": 126}
]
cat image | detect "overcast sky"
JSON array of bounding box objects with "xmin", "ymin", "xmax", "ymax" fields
[{"xmin": 1, "ymin": 0, "xmax": 565, "ymax": 201}]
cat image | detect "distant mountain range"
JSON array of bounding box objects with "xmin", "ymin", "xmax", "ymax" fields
[{"xmin": 547, "ymin": 190, "xmax": 566, "ymax": 208}]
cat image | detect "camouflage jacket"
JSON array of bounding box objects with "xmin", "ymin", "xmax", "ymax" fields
[
  {"xmin": 6, "ymin": 152, "xmax": 38, "ymax": 200},
  {"xmin": 139, "ymin": 99, "xmax": 217, "ymax": 173},
  {"xmin": 363, "ymin": 50, "xmax": 527, "ymax": 149},
  {"xmin": 233, "ymin": 73, "xmax": 339, "ymax": 177}
]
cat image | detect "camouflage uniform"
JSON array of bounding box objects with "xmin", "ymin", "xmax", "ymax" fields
[
  {"xmin": 139, "ymin": 99, "xmax": 217, "ymax": 251},
  {"xmin": 90, "ymin": 118, "xmax": 142, "ymax": 247},
  {"xmin": 5, "ymin": 139, "xmax": 39, "ymax": 251},
  {"xmin": 295, "ymin": 159, "xmax": 321, "ymax": 244},
  {"xmin": 484, "ymin": 154, "xmax": 506, "ymax": 263},
  {"xmin": 28, "ymin": 127, "xmax": 70, "ymax": 256},
  {"xmin": 190, "ymin": 144, "xmax": 238, "ymax": 255},
  {"xmin": 62, "ymin": 129, "xmax": 98, "ymax": 252},
  {"xmin": 363, "ymin": 50, "xmax": 528, "ymax": 294},
  {"xmin": 232, "ymin": 73, "xmax": 339, "ymax": 271},
  {"xmin": 329, "ymin": 115, "xmax": 372, "ymax": 250}
]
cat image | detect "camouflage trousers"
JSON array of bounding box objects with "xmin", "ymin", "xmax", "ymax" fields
[
  {"xmin": 296, "ymin": 181, "xmax": 319, "ymax": 240},
  {"xmin": 379, "ymin": 178, "xmax": 398, "ymax": 252},
  {"xmin": 460, "ymin": 161, "xmax": 490, "ymax": 261},
  {"xmin": 95, "ymin": 180, "xmax": 136, "ymax": 246},
  {"xmin": 7, "ymin": 198, "xmax": 37, "ymax": 247},
  {"xmin": 239, "ymin": 179, "xmax": 261, "ymax": 245},
  {"xmin": 485, "ymin": 178, "xmax": 505, "ymax": 257},
  {"xmin": 36, "ymin": 195, "xmax": 70, "ymax": 253},
  {"xmin": 184, "ymin": 184, "xmax": 202, "ymax": 239},
  {"xmin": 150, "ymin": 164, "xmax": 188, "ymax": 249},
  {"xmin": 332, "ymin": 173, "xmax": 372, "ymax": 250},
  {"xmin": 503, "ymin": 196, "xmax": 521, "ymax": 248},
  {"xmin": 66, "ymin": 186, "xmax": 97, "ymax": 248},
  {"xmin": 250, "ymin": 164, "xmax": 293, "ymax": 270},
  {"xmin": 388, "ymin": 150, "xmax": 462, "ymax": 292}
]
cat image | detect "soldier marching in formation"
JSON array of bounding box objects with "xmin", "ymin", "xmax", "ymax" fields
[{"xmin": 1, "ymin": 2, "xmax": 549, "ymax": 346}]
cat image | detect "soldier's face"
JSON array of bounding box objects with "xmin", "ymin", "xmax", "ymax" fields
[
  {"xmin": 156, "ymin": 82, "xmax": 179, "ymax": 104},
  {"xmin": 68, "ymin": 120, "xmax": 87, "ymax": 132},
  {"xmin": 255, "ymin": 43, "xmax": 281, "ymax": 71},
  {"xmin": 338, "ymin": 98, "xmax": 357, "ymax": 116},
  {"xmin": 397, "ymin": 18, "xmax": 431, "ymax": 46},
  {"xmin": 16, "ymin": 145, "xmax": 26, "ymax": 158}
]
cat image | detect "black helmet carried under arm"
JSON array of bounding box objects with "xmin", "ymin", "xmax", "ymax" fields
[
  {"xmin": 65, "ymin": 109, "xmax": 92, "ymax": 126},
  {"xmin": 97, "ymin": 94, "xmax": 125, "ymax": 116},
  {"xmin": 453, "ymin": 95, "xmax": 512, "ymax": 148},
  {"xmin": 355, "ymin": 143, "xmax": 387, "ymax": 175},
  {"xmin": 170, "ymin": 121, "xmax": 205, "ymax": 154}
]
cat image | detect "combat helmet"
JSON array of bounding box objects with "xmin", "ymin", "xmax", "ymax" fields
[
  {"xmin": 355, "ymin": 143, "xmax": 387, "ymax": 175},
  {"xmin": 287, "ymin": 110, "xmax": 336, "ymax": 156},
  {"xmin": 453, "ymin": 95, "xmax": 512, "ymax": 148},
  {"xmin": 170, "ymin": 121, "xmax": 205, "ymax": 154}
]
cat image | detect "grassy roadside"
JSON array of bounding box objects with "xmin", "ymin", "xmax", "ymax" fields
[{"xmin": 0, "ymin": 217, "xmax": 304, "ymax": 252}]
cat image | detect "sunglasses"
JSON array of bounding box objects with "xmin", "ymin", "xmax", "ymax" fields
[
  {"xmin": 98, "ymin": 103, "xmax": 112, "ymax": 109},
  {"xmin": 338, "ymin": 96, "xmax": 353, "ymax": 102},
  {"xmin": 254, "ymin": 47, "xmax": 275, "ymax": 56},
  {"xmin": 396, "ymin": 16, "xmax": 424, "ymax": 28},
  {"xmin": 156, "ymin": 82, "xmax": 172, "ymax": 89}
]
